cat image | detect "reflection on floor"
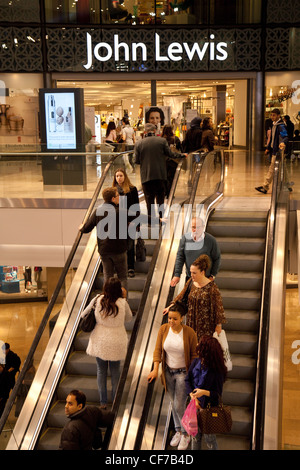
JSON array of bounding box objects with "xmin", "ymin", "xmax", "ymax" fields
[{"xmin": 0, "ymin": 149, "xmax": 300, "ymax": 450}]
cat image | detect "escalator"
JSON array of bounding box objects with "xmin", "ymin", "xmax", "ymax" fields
[
  {"xmin": 119, "ymin": 151, "xmax": 289, "ymax": 451},
  {"xmin": 2, "ymin": 148, "xmax": 204, "ymax": 450},
  {"xmin": 2, "ymin": 149, "xmax": 287, "ymax": 451}
]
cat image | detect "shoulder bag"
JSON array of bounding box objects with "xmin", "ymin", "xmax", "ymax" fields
[
  {"xmin": 197, "ymin": 397, "xmax": 232, "ymax": 435},
  {"xmin": 180, "ymin": 278, "xmax": 193, "ymax": 313},
  {"xmin": 80, "ymin": 295, "xmax": 100, "ymax": 333}
]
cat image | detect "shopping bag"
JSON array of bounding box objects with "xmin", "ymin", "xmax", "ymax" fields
[
  {"xmin": 213, "ymin": 330, "xmax": 233, "ymax": 371},
  {"xmin": 181, "ymin": 399, "xmax": 198, "ymax": 437}
]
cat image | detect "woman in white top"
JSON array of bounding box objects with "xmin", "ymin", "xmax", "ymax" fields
[
  {"xmin": 82, "ymin": 277, "xmax": 132, "ymax": 409},
  {"xmin": 147, "ymin": 301, "xmax": 198, "ymax": 450}
]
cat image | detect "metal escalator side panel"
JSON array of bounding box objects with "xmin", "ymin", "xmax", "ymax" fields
[
  {"xmin": 262, "ymin": 199, "xmax": 288, "ymax": 449},
  {"xmin": 6, "ymin": 231, "xmax": 99, "ymax": 450}
]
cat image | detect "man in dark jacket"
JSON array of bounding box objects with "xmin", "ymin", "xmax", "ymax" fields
[
  {"xmin": 2, "ymin": 343, "xmax": 21, "ymax": 390},
  {"xmin": 182, "ymin": 117, "xmax": 202, "ymax": 153},
  {"xmin": 134, "ymin": 123, "xmax": 186, "ymax": 219},
  {"xmin": 59, "ymin": 389, "xmax": 114, "ymax": 450},
  {"xmin": 80, "ymin": 186, "xmax": 129, "ymax": 291},
  {"xmin": 255, "ymin": 108, "xmax": 288, "ymax": 194},
  {"xmin": 170, "ymin": 217, "xmax": 221, "ymax": 286},
  {"xmin": 80, "ymin": 186, "xmax": 160, "ymax": 291}
]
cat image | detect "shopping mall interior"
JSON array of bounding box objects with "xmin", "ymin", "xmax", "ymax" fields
[{"xmin": 1, "ymin": 0, "xmax": 300, "ymax": 454}]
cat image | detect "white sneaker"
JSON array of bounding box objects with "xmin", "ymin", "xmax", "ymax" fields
[
  {"xmin": 170, "ymin": 431, "xmax": 181, "ymax": 447},
  {"xmin": 178, "ymin": 434, "xmax": 191, "ymax": 450}
]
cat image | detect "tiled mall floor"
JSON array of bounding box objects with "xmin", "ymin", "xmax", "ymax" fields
[{"xmin": 0, "ymin": 149, "xmax": 300, "ymax": 450}]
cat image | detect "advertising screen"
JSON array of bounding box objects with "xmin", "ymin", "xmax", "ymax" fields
[
  {"xmin": 44, "ymin": 91, "xmax": 76, "ymax": 149},
  {"xmin": 39, "ymin": 88, "xmax": 85, "ymax": 152}
]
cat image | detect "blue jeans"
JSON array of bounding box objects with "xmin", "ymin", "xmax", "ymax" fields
[
  {"xmin": 165, "ymin": 366, "xmax": 188, "ymax": 434},
  {"xmin": 192, "ymin": 432, "xmax": 218, "ymax": 450},
  {"xmin": 96, "ymin": 357, "xmax": 121, "ymax": 405}
]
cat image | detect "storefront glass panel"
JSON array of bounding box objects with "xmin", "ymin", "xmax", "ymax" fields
[
  {"xmin": 0, "ymin": 0, "xmax": 40, "ymax": 22},
  {"xmin": 43, "ymin": 0, "xmax": 261, "ymax": 25},
  {"xmin": 45, "ymin": 0, "xmax": 100, "ymax": 24},
  {"xmin": 156, "ymin": 79, "xmax": 243, "ymax": 146}
]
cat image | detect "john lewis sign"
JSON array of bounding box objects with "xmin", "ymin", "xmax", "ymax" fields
[{"xmin": 83, "ymin": 32, "xmax": 228, "ymax": 69}]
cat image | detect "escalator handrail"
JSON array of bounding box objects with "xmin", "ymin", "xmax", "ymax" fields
[
  {"xmin": 0, "ymin": 150, "xmax": 132, "ymax": 436},
  {"xmin": 252, "ymin": 151, "xmax": 285, "ymax": 450},
  {"xmin": 132, "ymin": 150, "xmax": 225, "ymax": 450}
]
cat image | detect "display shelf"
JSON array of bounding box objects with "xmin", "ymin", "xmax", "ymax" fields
[{"xmin": 217, "ymin": 123, "xmax": 230, "ymax": 146}]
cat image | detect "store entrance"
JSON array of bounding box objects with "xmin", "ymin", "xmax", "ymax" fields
[{"xmin": 56, "ymin": 78, "xmax": 249, "ymax": 149}]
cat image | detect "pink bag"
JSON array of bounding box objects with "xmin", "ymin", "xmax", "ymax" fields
[{"xmin": 181, "ymin": 399, "xmax": 198, "ymax": 437}]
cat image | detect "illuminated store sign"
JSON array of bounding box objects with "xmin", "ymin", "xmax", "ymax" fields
[{"xmin": 84, "ymin": 32, "xmax": 228, "ymax": 70}]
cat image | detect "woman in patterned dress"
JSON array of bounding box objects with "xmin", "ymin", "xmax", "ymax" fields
[{"xmin": 164, "ymin": 254, "xmax": 226, "ymax": 341}]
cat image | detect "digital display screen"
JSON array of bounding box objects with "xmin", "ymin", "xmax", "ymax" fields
[{"xmin": 44, "ymin": 92, "xmax": 76, "ymax": 150}]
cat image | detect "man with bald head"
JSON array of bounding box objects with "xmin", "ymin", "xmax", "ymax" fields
[{"xmin": 170, "ymin": 217, "xmax": 221, "ymax": 286}]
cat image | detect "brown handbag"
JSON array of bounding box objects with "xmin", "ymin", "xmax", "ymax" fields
[{"xmin": 197, "ymin": 398, "xmax": 232, "ymax": 434}]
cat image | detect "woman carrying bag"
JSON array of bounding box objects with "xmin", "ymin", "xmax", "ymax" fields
[
  {"xmin": 147, "ymin": 301, "xmax": 198, "ymax": 450},
  {"xmin": 185, "ymin": 335, "xmax": 227, "ymax": 450},
  {"xmin": 81, "ymin": 277, "xmax": 132, "ymax": 409},
  {"xmin": 164, "ymin": 254, "xmax": 226, "ymax": 342}
]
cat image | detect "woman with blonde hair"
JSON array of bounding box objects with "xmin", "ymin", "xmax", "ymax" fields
[{"xmin": 112, "ymin": 168, "xmax": 140, "ymax": 278}]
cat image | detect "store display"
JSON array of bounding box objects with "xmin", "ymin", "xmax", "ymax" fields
[
  {"xmin": 0, "ymin": 266, "xmax": 20, "ymax": 293},
  {"xmin": 217, "ymin": 122, "xmax": 230, "ymax": 146}
]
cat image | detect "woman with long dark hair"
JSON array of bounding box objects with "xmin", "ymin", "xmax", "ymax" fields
[
  {"xmin": 82, "ymin": 277, "xmax": 132, "ymax": 409},
  {"xmin": 185, "ymin": 335, "xmax": 227, "ymax": 450},
  {"xmin": 201, "ymin": 117, "xmax": 215, "ymax": 152},
  {"xmin": 112, "ymin": 167, "xmax": 140, "ymax": 278},
  {"xmin": 105, "ymin": 121, "xmax": 117, "ymax": 144}
]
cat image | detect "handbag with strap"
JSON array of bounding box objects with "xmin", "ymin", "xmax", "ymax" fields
[
  {"xmin": 197, "ymin": 397, "xmax": 232, "ymax": 435},
  {"xmin": 80, "ymin": 295, "xmax": 100, "ymax": 333}
]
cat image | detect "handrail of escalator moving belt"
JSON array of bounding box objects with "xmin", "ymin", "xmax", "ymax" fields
[
  {"xmin": 0, "ymin": 150, "xmax": 133, "ymax": 437},
  {"xmin": 252, "ymin": 151, "xmax": 287, "ymax": 450},
  {"xmin": 112, "ymin": 151, "xmax": 223, "ymax": 450},
  {"xmin": 103, "ymin": 156, "xmax": 190, "ymax": 450}
]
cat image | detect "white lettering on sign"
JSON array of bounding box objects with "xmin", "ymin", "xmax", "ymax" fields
[
  {"xmin": 83, "ymin": 32, "xmax": 228, "ymax": 69},
  {"xmin": 291, "ymin": 340, "xmax": 300, "ymax": 365}
]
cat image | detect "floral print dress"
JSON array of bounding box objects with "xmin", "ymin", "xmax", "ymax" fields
[{"xmin": 174, "ymin": 279, "xmax": 226, "ymax": 342}]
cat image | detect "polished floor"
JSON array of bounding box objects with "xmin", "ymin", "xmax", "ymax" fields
[{"xmin": 0, "ymin": 149, "xmax": 300, "ymax": 450}]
